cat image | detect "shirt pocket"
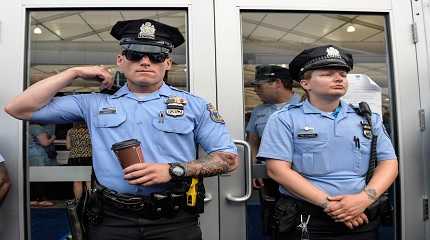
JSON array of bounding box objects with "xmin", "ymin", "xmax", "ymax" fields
[
  {"xmin": 95, "ymin": 110, "xmax": 127, "ymax": 128},
  {"xmin": 352, "ymin": 139, "xmax": 371, "ymax": 175},
  {"xmin": 293, "ymin": 133, "xmax": 329, "ymax": 175},
  {"xmin": 152, "ymin": 117, "xmax": 194, "ymax": 134},
  {"xmin": 151, "ymin": 117, "xmax": 195, "ymax": 154}
]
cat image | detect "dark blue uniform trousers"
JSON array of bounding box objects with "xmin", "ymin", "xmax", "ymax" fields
[{"xmin": 88, "ymin": 202, "xmax": 202, "ymax": 240}]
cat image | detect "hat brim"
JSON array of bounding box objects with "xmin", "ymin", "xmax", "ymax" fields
[
  {"xmin": 250, "ymin": 79, "xmax": 276, "ymax": 85},
  {"xmin": 120, "ymin": 38, "xmax": 172, "ymax": 53},
  {"xmin": 303, "ymin": 58, "xmax": 351, "ymax": 73}
]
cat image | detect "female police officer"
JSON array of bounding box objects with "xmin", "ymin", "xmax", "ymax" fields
[
  {"xmin": 257, "ymin": 45, "xmax": 398, "ymax": 239},
  {"xmin": 5, "ymin": 19, "xmax": 239, "ymax": 240}
]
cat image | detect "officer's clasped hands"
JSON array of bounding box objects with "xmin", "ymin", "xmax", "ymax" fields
[
  {"xmin": 324, "ymin": 192, "xmax": 374, "ymax": 228},
  {"xmin": 123, "ymin": 163, "xmax": 171, "ymax": 186}
]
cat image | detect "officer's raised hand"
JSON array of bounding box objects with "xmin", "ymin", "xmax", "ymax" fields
[
  {"xmin": 324, "ymin": 192, "xmax": 373, "ymax": 222},
  {"xmin": 68, "ymin": 66, "xmax": 114, "ymax": 90},
  {"xmin": 123, "ymin": 163, "xmax": 171, "ymax": 186}
]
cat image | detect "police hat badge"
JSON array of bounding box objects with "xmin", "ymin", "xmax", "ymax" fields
[
  {"xmin": 165, "ymin": 96, "xmax": 187, "ymax": 117},
  {"xmin": 207, "ymin": 103, "xmax": 225, "ymax": 124}
]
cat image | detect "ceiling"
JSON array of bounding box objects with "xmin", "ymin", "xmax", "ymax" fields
[{"xmin": 29, "ymin": 10, "xmax": 389, "ymax": 100}]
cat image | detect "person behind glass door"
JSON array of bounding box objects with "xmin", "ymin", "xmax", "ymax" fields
[
  {"xmin": 66, "ymin": 122, "xmax": 92, "ymax": 200},
  {"xmin": 5, "ymin": 18, "xmax": 239, "ymax": 240},
  {"xmin": 28, "ymin": 123, "xmax": 56, "ymax": 207},
  {"xmin": 0, "ymin": 153, "xmax": 11, "ymax": 204},
  {"xmin": 245, "ymin": 65, "xmax": 301, "ymax": 236},
  {"xmin": 258, "ymin": 45, "xmax": 398, "ymax": 239}
]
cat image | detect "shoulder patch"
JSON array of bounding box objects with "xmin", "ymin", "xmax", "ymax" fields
[{"xmin": 207, "ymin": 103, "xmax": 225, "ymax": 124}]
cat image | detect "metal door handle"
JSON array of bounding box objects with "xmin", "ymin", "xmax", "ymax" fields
[
  {"xmin": 204, "ymin": 193, "xmax": 212, "ymax": 203},
  {"xmin": 226, "ymin": 140, "xmax": 252, "ymax": 202}
]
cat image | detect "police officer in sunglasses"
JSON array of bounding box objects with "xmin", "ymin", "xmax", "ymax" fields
[{"xmin": 5, "ymin": 19, "xmax": 239, "ymax": 240}]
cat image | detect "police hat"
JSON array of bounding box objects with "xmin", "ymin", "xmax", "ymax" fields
[
  {"xmin": 251, "ymin": 65, "xmax": 292, "ymax": 85},
  {"xmin": 289, "ymin": 45, "xmax": 353, "ymax": 81},
  {"xmin": 110, "ymin": 19, "xmax": 185, "ymax": 53}
]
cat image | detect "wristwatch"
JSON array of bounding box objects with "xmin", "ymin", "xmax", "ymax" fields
[{"xmin": 168, "ymin": 163, "xmax": 186, "ymax": 179}]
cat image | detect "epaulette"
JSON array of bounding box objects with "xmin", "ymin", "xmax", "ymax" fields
[
  {"xmin": 169, "ymin": 85, "xmax": 196, "ymax": 97},
  {"xmin": 349, "ymin": 104, "xmax": 361, "ymax": 116},
  {"xmin": 285, "ymin": 102, "xmax": 303, "ymax": 111}
]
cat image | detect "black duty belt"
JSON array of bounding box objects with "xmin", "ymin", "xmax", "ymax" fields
[{"xmin": 96, "ymin": 183, "xmax": 187, "ymax": 219}]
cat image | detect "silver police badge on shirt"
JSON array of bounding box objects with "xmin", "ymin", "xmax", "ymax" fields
[
  {"xmin": 361, "ymin": 120, "xmax": 373, "ymax": 139},
  {"xmin": 207, "ymin": 103, "xmax": 225, "ymax": 124},
  {"xmin": 297, "ymin": 126, "xmax": 318, "ymax": 139},
  {"xmin": 165, "ymin": 96, "xmax": 187, "ymax": 117},
  {"xmin": 138, "ymin": 22, "xmax": 156, "ymax": 39}
]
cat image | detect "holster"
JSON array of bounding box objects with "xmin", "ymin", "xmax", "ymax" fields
[
  {"xmin": 271, "ymin": 196, "xmax": 299, "ymax": 240},
  {"xmin": 65, "ymin": 188, "xmax": 104, "ymax": 240},
  {"xmin": 365, "ymin": 192, "xmax": 393, "ymax": 224}
]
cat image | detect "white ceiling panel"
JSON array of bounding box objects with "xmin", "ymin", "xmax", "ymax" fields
[
  {"xmin": 80, "ymin": 11, "xmax": 123, "ymax": 30},
  {"xmin": 121, "ymin": 10, "xmax": 180, "ymax": 20},
  {"xmin": 363, "ymin": 32, "xmax": 385, "ymax": 42},
  {"xmin": 340, "ymin": 15, "xmax": 358, "ymax": 19},
  {"xmin": 170, "ymin": 11, "xmax": 186, "ymax": 17},
  {"xmin": 43, "ymin": 15, "xmax": 92, "ymax": 39},
  {"xmin": 72, "ymin": 34, "xmax": 101, "ymax": 42},
  {"xmin": 281, "ymin": 33, "xmax": 314, "ymax": 44},
  {"xmin": 158, "ymin": 17, "xmax": 186, "ymax": 28},
  {"xmin": 356, "ymin": 15, "xmax": 385, "ymax": 27},
  {"xmin": 242, "ymin": 22, "xmax": 257, "ymax": 38},
  {"xmin": 241, "ymin": 12, "xmax": 266, "ymax": 22},
  {"xmin": 358, "ymin": 63, "xmax": 386, "ymax": 70},
  {"xmin": 325, "ymin": 24, "xmax": 380, "ymax": 41},
  {"xmin": 250, "ymin": 26, "xmax": 285, "ymax": 41},
  {"xmin": 98, "ymin": 31, "xmax": 117, "ymax": 42},
  {"xmin": 31, "ymin": 11, "xmax": 75, "ymax": 21},
  {"xmin": 262, "ymin": 13, "xmax": 306, "ymax": 29},
  {"xmin": 31, "ymin": 25, "xmax": 60, "ymax": 41},
  {"xmin": 294, "ymin": 15, "xmax": 344, "ymax": 37}
]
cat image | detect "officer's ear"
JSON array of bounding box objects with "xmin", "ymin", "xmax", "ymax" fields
[
  {"xmin": 299, "ymin": 79, "xmax": 311, "ymax": 91},
  {"xmin": 117, "ymin": 53, "xmax": 125, "ymax": 66},
  {"xmin": 163, "ymin": 57, "xmax": 172, "ymax": 71}
]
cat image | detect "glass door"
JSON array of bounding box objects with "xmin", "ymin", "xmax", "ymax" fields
[
  {"xmin": 1, "ymin": 1, "xmax": 223, "ymax": 239},
  {"xmin": 214, "ymin": 1, "xmax": 423, "ymax": 239}
]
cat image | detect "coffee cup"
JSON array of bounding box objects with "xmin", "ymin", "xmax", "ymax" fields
[{"xmin": 111, "ymin": 139, "xmax": 144, "ymax": 168}]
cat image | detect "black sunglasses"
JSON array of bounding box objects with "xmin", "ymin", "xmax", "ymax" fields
[{"xmin": 122, "ymin": 50, "xmax": 169, "ymax": 63}]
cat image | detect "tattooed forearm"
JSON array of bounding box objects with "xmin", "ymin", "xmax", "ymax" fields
[
  {"xmin": 182, "ymin": 152, "xmax": 239, "ymax": 177},
  {"xmin": 363, "ymin": 187, "xmax": 378, "ymax": 202}
]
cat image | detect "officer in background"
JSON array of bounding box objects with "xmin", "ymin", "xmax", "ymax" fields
[
  {"xmin": 0, "ymin": 153, "xmax": 11, "ymax": 204},
  {"xmin": 257, "ymin": 45, "xmax": 398, "ymax": 239},
  {"xmin": 246, "ymin": 65, "xmax": 301, "ymax": 235},
  {"xmin": 5, "ymin": 19, "xmax": 239, "ymax": 240}
]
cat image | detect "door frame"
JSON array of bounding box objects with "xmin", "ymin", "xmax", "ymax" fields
[
  {"xmin": 0, "ymin": 1, "xmax": 221, "ymax": 239},
  {"xmin": 214, "ymin": 0, "xmax": 423, "ymax": 239}
]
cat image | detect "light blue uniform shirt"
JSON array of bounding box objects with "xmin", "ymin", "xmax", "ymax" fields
[
  {"xmin": 257, "ymin": 99, "xmax": 397, "ymax": 197},
  {"xmin": 31, "ymin": 83, "xmax": 237, "ymax": 195},
  {"xmin": 246, "ymin": 93, "xmax": 301, "ymax": 138},
  {"xmin": 0, "ymin": 153, "xmax": 4, "ymax": 163}
]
